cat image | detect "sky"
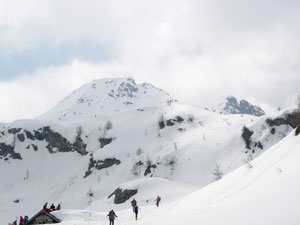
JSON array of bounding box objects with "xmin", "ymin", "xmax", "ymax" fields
[{"xmin": 0, "ymin": 0, "xmax": 299, "ymax": 122}]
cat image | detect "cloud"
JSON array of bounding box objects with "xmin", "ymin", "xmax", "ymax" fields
[{"xmin": 0, "ymin": 0, "xmax": 299, "ymax": 122}]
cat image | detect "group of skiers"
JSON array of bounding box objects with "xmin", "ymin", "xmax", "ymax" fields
[
  {"xmin": 43, "ymin": 202, "xmax": 61, "ymax": 212},
  {"xmin": 107, "ymin": 195, "xmax": 161, "ymax": 224},
  {"xmin": 8, "ymin": 215, "xmax": 29, "ymax": 225}
]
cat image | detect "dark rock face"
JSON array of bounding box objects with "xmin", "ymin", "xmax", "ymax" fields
[
  {"xmin": 25, "ymin": 130, "xmax": 35, "ymax": 141},
  {"xmin": 8, "ymin": 128, "xmax": 22, "ymax": 134},
  {"xmin": 17, "ymin": 133, "xmax": 25, "ymax": 142},
  {"xmin": 1, "ymin": 126, "xmax": 88, "ymax": 160},
  {"xmin": 41, "ymin": 126, "xmax": 88, "ymax": 155},
  {"xmin": 99, "ymin": 137, "xmax": 114, "ymax": 148},
  {"xmin": 144, "ymin": 163, "xmax": 157, "ymax": 176},
  {"xmin": 108, "ymin": 188, "xmax": 138, "ymax": 204},
  {"xmin": 266, "ymin": 111, "xmax": 300, "ymax": 129},
  {"xmin": 166, "ymin": 120, "xmax": 175, "ymax": 126},
  {"xmin": 271, "ymin": 128, "xmax": 276, "ymax": 134},
  {"xmin": 0, "ymin": 143, "xmax": 22, "ymax": 160},
  {"xmin": 84, "ymin": 155, "xmax": 121, "ymax": 178},
  {"xmin": 242, "ymin": 126, "xmax": 253, "ymax": 149},
  {"xmin": 73, "ymin": 137, "xmax": 87, "ymax": 155},
  {"xmin": 21, "ymin": 127, "xmax": 88, "ymax": 155},
  {"xmin": 174, "ymin": 116, "xmax": 184, "ymax": 123},
  {"xmin": 296, "ymin": 126, "xmax": 300, "ymax": 136},
  {"xmin": 159, "ymin": 120, "xmax": 165, "ymax": 129},
  {"xmin": 257, "ymin": 141, "xmax": 263, "ymax": 149},
  {"xmin": 159, "ymin": 116, "xmax": 184, "ymax": 129},
  {"xmin": 32, "ymin": 144, "xmax": 38, "ymax": 151},
  {"xmin": 241, "ymin": 126, "xmax": 264, "ymax": 152},
  {"xmin": 34, "ymin": 130, "xmax": 45, "ymax": 141}
]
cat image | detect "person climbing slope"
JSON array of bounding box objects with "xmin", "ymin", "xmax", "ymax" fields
[
  {"xmin": 43, "ymin": 202, "xmax": 48, "ymax": 210},
  {"xmin": 107, "ymin": 209, "xmax": 117, "ymax": 225},
  {"xmin": 19, "ymin": 216, "xmax": 24, "ymax": 225},
  {"xmin": 156, "ymin": 195, "xmax": 161, "ymax": 207},
  {"xmin": 24, "ymin": 216, "xmax": 29, "ymax": 224},
  {"xmin": 134, "ymin": 205, "xmax": 139, "ymax": 220},
  {"xmin": 50, "ymin": 203, "xmax": 56, "ymax": 211},
  {"xmin": 131, "ymin": 198, "xmax": 137, "ymax": 211}
]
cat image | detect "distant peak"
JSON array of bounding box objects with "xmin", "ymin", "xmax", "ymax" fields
[
  {"xmin": 213, "ymin": 95, "xmax": 266, "ymax": 117},
  {"xmin": 38, "ymin": 77, "xmax": 175, "ymax": 120}
]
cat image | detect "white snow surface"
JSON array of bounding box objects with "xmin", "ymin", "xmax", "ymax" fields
[
  {"xmin": 2, "ymin": 102, "xmax": 261, "ymax": 224},
  {"xmin": 51, "ymin": 129, "xmax": 300, "ymax": 225}
]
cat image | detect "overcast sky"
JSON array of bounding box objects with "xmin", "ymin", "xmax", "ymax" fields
[{"xmin": 0, "ymin": 0, "xmax": 299, "ymax": 122}]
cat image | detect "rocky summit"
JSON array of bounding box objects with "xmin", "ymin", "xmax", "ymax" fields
[{"xmin": 213, "ymin": 96, "xmax": 266, "ymax": 117}]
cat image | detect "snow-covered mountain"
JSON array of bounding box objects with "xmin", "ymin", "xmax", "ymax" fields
[
  {"xmin": 1, "ymin": 77, "xmax": 298, "ymax": 224},
  {"xmin": 38, "ymin": 77, "xmax": 175, "ymax": 120},
  {"xmin": 213, "ymin": 96, "xmax": 266, "ymax": 116}
]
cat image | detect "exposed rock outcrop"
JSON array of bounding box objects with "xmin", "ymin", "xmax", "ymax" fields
[
  {"xmin": 99, "ymin": 137, "xmax": 114, "ymax": 148},
  {"xmin": 84, "ymin": 155, "xmax": 121, "ymax": 178},
  {"xmin": 0, "ymin": 143, "xmax": 22, "ymax": 160},
  {"xmin": 108, "ymin": 188, "xmax": 138, "ymax": 204}
]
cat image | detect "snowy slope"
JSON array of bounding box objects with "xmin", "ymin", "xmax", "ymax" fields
[
  {"xmin": 38, "ymin": 77, "xmax": 174, "ymax": 120},
  {"xmin": 51, "ymin": 128, "xmax": 300, "ymax": 225},
  {"xmin": 1, "ymin": 102, "xmax": 260, "ymax": 223}
]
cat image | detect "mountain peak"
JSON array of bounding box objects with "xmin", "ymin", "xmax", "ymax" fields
[
  {"xmin": 38, "ymin": 77, "xmax": 174, "ymax": 120},
  {"xmin": 213, "ymin": 96, "xmax": 266, "ymax": 117}
]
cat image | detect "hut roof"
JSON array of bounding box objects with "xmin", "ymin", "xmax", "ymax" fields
[{"xmin": 24, "ymin": 209, "xmax": 60, "ymax": 224}]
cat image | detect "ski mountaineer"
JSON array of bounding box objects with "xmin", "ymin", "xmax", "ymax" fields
[
  {"xmin": 156, "ymin": 195, "xmax": 161, "ymax": 207},
  {"xmin": 19, "ymin": 216, "xmax": 24, "ymax": 225},
  {"xmin": 134, "ymin": 205, "xmax": 139, "ymax": 220},
  {"xmin": 107, "ymin": 210, "xmax": 117, "ymax": 225},
  {"xmin": 24, "ymin": 216, "xmax": 29, "ymax": 224},
  {"xmin": 43, "ymin": 202, "xmax": 48, "ymax": 210},
  {"xmin": 131, "ymin": 198, "xmax": 137, "ymax": 211},
  {"xmin": 50, "ymin": 203, "xmax": 56, "ymax": 211}
]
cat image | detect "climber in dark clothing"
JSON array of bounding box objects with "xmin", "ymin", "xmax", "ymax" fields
[
  {"xmin": 43, "ymin": 202, "xmax": 48, "ymax": 210},
  {"xmin": 134, "ymin": 205, "xmax": 139, "ymax": 220},
  {"xmin": 50, "ymin": 203, "xmax": 56, "ymax": 211},
  {"xmin": 107, "ymin": 210, "xmax": 117, "ymax": 225},
  {"xmin": 156, "ymin": 195, "xmax": 161, "ymax": 207}
]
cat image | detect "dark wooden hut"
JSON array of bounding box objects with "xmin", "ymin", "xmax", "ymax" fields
[{"xmin": 24, "ymin": 209, "xmax": 60, "ymax": 224}]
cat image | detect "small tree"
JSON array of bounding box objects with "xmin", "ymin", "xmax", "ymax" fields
[
  {"xmin": 12, "ymin": 134, "xmax": 17, "ymax": 148},
  {"xmin": 87, "ymin": 188, "xmax": 94, "ymax": 206},
  {"xmin": 104, "ymin": 121, "xmax": 113, "ymax": 131},
  {"xmin": 131, "ymin": 163, "xmax": 142, "ymax": 176},
  {"xmin": 102, "ymin": 121, "xmax": 113, "ymax": 138},
  {"xmin": 212, "ymin": 163, "xmax": 223, "ymax": 181},
  {"xmin": 187, "ymin": 114, "xmax": 195, "ymax": 123},
  {"xmin": 136, "ymin": 148, "xmax": 143, "ymax": 155},
  {"xmin": 76, "ymin": 126, "xmax": 83, "ymax": 137},
  {"xmin": 25, "ymin": 169, "xmax": 29, "ymax": 180},
  {"xmin": 174, "ymin": 142, "xmax": 178, "ymax": 151}
]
